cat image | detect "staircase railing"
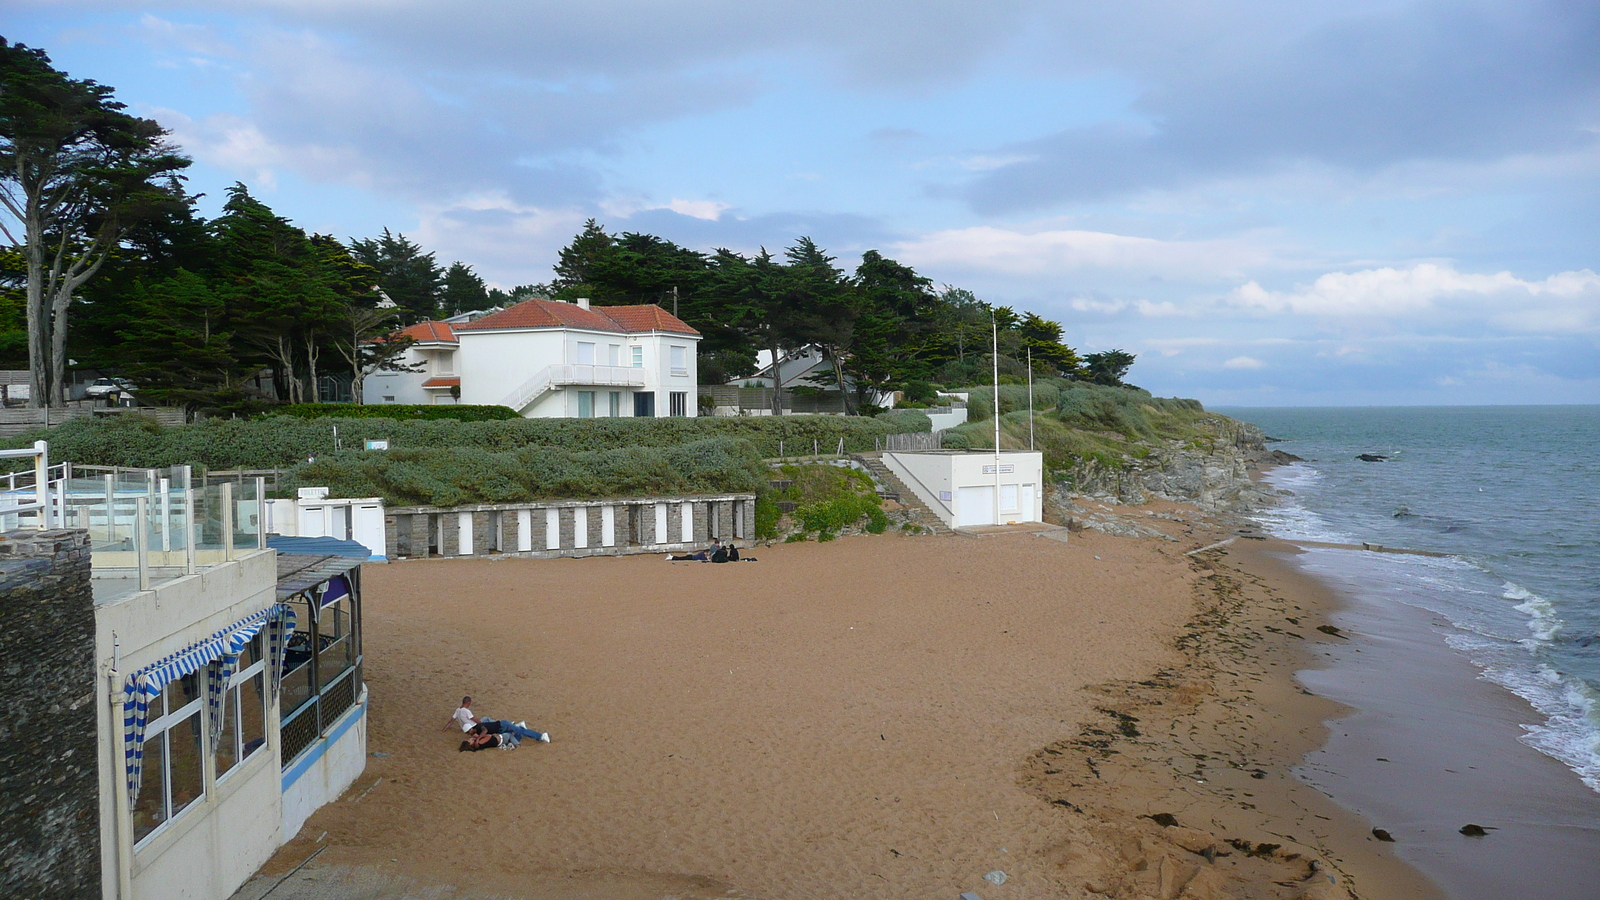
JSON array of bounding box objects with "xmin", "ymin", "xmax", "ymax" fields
[{"xmin": 501, "ymin": 364, "xmax": 649, "ymax": 412}]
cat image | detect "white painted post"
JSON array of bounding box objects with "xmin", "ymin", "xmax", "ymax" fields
[
  {"xmin": 104, "ymin": 474, "xmax": 115, "ymax": 545},
  {"xmin": 457, "ymin": 510, "xmax": 473, "ymax": 555},
  {"xmin": 221, "ymin": 482, "xmax": 234, "ymax": 562},
  {"xmin": 159, "ymin": 477, "xmax": 171, "ymax": 552},
  {"xmin": 680, "ymin": 501, "xmax": 694, "ymax": 543},
  {"xmin": 135, "ymin": 497, "xmax": 150, "ymax": 591},
  {"xmin": 654, "ymin": 503, "xmax": 668, "ymax": 546},
  {"xmin": 574, "ymin": 506, "xmax": 588, "ymax": 549},
  {"xmin": 545, "ymin": 507, "xmax": 560, "ymax": 550},
  {"xmin": 517, "ymin": 509, "xmax": 533, "ymax": 551},
  {"xmin": 32, "ymin": 440, "xmax": 48, "ymax": 529},
  {"xmin": 601, "ymin": 505, "xmax": 615, "ymax": 547},
  {"xmin": 184, "ymin": 484, "xmax": 197, "ymax": 575}
]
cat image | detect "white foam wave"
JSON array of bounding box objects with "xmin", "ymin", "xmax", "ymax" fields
[
  {"xmin": 1505, "ymin": 581, "xmax": 1564, "ymax": 643},
  {"xmin": 1485, "ymin": 664, "xmax": 1600, "ymax": 793},
  {"xmin": 1251, "ymin": 464, "xmax": 1358, "ymax": 543}
]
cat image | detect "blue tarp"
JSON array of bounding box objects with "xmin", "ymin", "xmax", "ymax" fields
[{"xmin": 266, "ymin": 534, "xmax": 373, "ymax": 559}]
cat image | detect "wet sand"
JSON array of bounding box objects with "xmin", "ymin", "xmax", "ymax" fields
[
  {"xmin": 245, "ymin": 507, "xmax": 1445, "ymax": 900},
  {"xmin": 1290, "ymin": 547, "xmax": 1600, "ymax": 900}
]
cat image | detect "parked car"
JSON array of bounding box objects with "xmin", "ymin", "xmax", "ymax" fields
[{"xmin": 84, "ymin": 377, "xmax": 134, "ymax": 398}]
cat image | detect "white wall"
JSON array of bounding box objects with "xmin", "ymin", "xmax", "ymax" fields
[
  {"xmin": 926, "ymin": 407, "xmax": 968, "ymax": 431},
  {"xmin": 265, "ymin": 496, "xmax": 387, "ymax": 562},
  {"xmin": 95, "ymin": 551, "xmax": 284, "ymax": 900},
  {"xmin": 365, "ymin": 344, "xmax": 456, "ymax": 406},
  {"xmin": 458, "ymin": 327, "xmax": 699, "ymax": 418},
  {"xmin": 281, "ymin": 694, "xmax": 368, "ymax": 841},
  {"xmin": 883, "ymin": 451, "xmax": 1043, "ymax": 527}
]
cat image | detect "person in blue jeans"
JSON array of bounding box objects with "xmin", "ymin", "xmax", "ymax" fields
[{"xmin": 472, "ymin": 719, "xmax": 550, "ymax": 743}]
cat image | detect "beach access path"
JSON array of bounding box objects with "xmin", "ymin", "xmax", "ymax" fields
[{"xmin": 237, "ymin": 510, "xmax": 1437, "ymax": 900}]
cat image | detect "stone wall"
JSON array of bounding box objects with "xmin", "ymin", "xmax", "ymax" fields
[{"xmin": 0, "ymin": 529, "xmax": 99, "ymax": 899}]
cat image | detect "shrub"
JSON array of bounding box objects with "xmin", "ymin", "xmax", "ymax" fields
[
  {"xmin": 15, "ymin": 412, "xmax": 927, "ymax": 471},
  {"xmin": 874, "ymin": 408, "xmax": 933, "ymax": 433},
  {"xmin": 940, "ymin": 430, "xmax": 973, "ymax": 450},
  {"xmin": 272, "ymin": 404, "xmax": 520, "ymax": 421}
]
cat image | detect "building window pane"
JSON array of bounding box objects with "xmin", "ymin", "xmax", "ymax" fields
[
  {"xmin": 669, "ymin": 391, "xmax": 687, "ymax": 417},
  {"xmin": 133, "ymin": 737, "xmax": 166, "ymax": 843},
  {"xmin": 631, "ymin": 346, "xmax": 643, "ymax": 368},
  {"xmin": 282, "ymin": 597, "xmax": 316, "ymax": 715},
  {"xmin": 633, "ymin": 392, "xmax": 655, "ymax": 417},
  {"xmin": 577, "ymin": 391, "xmax": 595, "ymax": 418},
  {"xmin": 608, "ymin": 391, "xmax": 621, "ymax": 417},
  {"xmin": 317, "ymin": 597, "xmax": 355, "ymax": 682},
  {"xmin": 670, "ymin": 345, "xmax": 687, "ymax": 375},
  {"xmin": 216, "ymin": 688, "xmax": 239, "ymax": 778},
  {"xmin": 168, "ymin": 712, "xmax": 205, "ymax": 819},
  {"xmin": 240, "ymin": 672, "xmax": 267, "ymax": 761},
  {"xmin": 608, "ymin": 344, "xmax": 621, "ymax": 366},
  {"xmin": 575, "ymin": 341, "xmax": 595, "ymax": 365}
]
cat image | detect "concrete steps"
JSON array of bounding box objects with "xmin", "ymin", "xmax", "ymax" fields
[{"xmin": 851, "ymin": 452, "xmax": 952, "ymax": 536}]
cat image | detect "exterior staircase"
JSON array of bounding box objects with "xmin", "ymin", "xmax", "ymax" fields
[{"xmin": 851, "ymin": 452, "xmax": 952, "ymax": 536}]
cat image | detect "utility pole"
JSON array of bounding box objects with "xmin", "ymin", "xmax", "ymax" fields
[{"xmin": 672, "ymin": 286, "xmax": 679, "ymax": 318}]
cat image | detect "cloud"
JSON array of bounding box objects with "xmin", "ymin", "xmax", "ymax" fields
[
  {"xmin": 893, "ymin": 225, "xmax": 1275, "ymax": 280},
  {"xmin": 1229, "ymin": 263, "xmax": 1600, "ymax": 333},
  {"xmin": 961, "ymin": 1, "xmax": 1600, "ymax": 211},
  {"xmin": 662, "ymin": 199, "xmax": 731, "ymax": 221},
  {"xmin": 1223, "ymin": 356, "xmax": 1264, "ymax": 369}
]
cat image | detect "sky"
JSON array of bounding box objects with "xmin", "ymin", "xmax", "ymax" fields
[{"xmin": 8, "ymin": 1, "xmax": 1599, "ymax": 406}]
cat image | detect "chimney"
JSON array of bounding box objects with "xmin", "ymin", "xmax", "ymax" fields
[{"xmin": 576, "ymin": 297, "xmax": 590, "ymax": 310}]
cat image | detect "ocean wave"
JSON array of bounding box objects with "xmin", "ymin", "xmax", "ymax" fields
[
  {"xmin": 1506, "ymin": 581, "xmax": 1564, "ymax": 643},
  {"xmin": 1252, "ymin": 464, "xmax": 1358, "ymax": 543},
  {"xmin": 1485, "ymin": 663, "xmax": 1600, "ymax": 794}
]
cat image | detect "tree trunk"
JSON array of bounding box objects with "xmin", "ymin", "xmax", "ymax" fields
[
  {"xmin": 828, "ymin": 352, "xmax": 854, "ymax": 415},
  {"xmin": 22, "ymin": 204, "xmax": 48, "ymax": 409},
  {"xmin": 305, "ymin": 331, "xmax": 320, "ymax": 404},
  {"xmin": 768, "ymin": 338, "xmax": 783, "ymax": 417}
]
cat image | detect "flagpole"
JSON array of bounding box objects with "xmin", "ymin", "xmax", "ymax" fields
[
  {"xmin": 992, "ymin": 311, "xmax": 1001, "ymax": 526},
  {"xmin": 1027, "ymin": 345, "xmax": 1035, "ymax": 451}
]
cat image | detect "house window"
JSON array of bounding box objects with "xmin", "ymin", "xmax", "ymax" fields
[
  {"xmin": 669, "ymin": 391, "xmax": 688, "ymax": 417},
  {"xmin": 608, "ymin": 391, "xmax": 621, "ymax": 417},
  {"xmin": 279, "ymin": 578, "xmax": 363, "ymax": 768},
  {"xmin": 132, "ymin": 673, "xmax": 206, "ymax": 844},
  {"xmin": 608, "ymin": 344, "xmax": 621, "ymax": 367},
  {"xmin": 575, "ymin": 342, "xmax": 596, "ymax": 365},
  {"xmin": 216, "ymin": 635, "xmax": 269, "ymax": 781},
  {"xmin": 631, "ymin": 346, "xmax": 643, "ymax": 368},
  {"xmin": 634, "ymin": 391, "xmax": 655, "ymax": 417},
  {"xmin": 578, "ymin": 391, "xmax": 595, "ymax": 418},
  {"xmin": 670, "ymin": 345, "xmax": 687, "ymax": 376}
]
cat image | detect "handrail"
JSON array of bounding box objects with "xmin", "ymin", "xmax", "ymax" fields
[{"xmin": 502, "ymin": 364, "xmax": 648, "ymax": 411}]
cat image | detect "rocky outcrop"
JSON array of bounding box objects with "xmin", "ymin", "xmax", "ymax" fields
[{"xmin": 1051, "ymin": 416, "xmax": 1297, "ymax": 527}]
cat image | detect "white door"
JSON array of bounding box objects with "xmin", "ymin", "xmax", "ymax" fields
[{"xmin": 955, "ymin": 485, "xmax": 994, "ymax": 527}]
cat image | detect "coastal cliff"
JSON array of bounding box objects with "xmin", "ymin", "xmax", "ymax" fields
[{"xmin": 1049, "ymin": 415, "xmax": 1299, "ymax": 536}]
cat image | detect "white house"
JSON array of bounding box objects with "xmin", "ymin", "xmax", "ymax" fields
[
  {"xmin": 456, "ymin": 298, "xmax": 701, "ymax": 418},
  {"xmin": 882, "ymin": 449, "xmax": 1045, "ymax": 529},
  {"xmin": 363, "ymin": 318, "xmax": 462, "ymax": 406}
]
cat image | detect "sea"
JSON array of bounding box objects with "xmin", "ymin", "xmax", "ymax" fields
[{"xmin": 1218, "ymin": 405, "xmax": 1600, "ymax": 897}]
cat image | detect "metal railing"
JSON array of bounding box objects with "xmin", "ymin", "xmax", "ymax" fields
[{"xmin": 0, "ymin": 441, "xmax": 56, "ymax": 529}]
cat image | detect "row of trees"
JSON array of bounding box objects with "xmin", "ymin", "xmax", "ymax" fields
[
  {"xmin": 540, "ymin": 221, "xmax": 1133, "ymax": 412},
  {"xmin": 1, "ymin": 37, "xmax": 1134, "ymax": 414}
]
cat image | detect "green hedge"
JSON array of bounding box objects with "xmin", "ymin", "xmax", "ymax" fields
[
  {"xmin": 17, "ymin": 412, "xmax": 927, "ymax": 472},
  {"xmin": 282, "ymin": 436, "xmax": 765, "ymax": 507},
  {"xmin": 274, "ymin": 404, "xmax": 519, "ymax": 421}
]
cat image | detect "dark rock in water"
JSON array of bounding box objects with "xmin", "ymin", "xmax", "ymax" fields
[
  {"xmin": 1393, "ymin": 506, "xmax": 1415, "ymax": 518},
  {"xmin": 1372, "ymin": 828, "xmax": 1396, "ymax": 842},
  {"xmin": 1264, "ymin": 435, "xmax": 1286, "ymax": 442},
  {"xmin": 1265, "ymin": 449, "xmax": 1304, "ymax": 464},
  {"xmin": 1459, "ymin": 823, "xmax": 1491, "ymax": 837},
  {"xmin": 1317, "ymin": 624, "xmax": 1347, "ymax": 638},
  {"xmin": 1357, "ymin": 453, "xmax": 1389, "ymax": 462}
]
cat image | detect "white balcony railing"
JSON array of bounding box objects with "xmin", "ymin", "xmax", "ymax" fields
[{"xmin": 501, "ymin": 364, "xmax": 648, "ymax": 412}]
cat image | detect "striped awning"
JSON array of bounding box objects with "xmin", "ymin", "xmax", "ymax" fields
[{"xmin": 122, "ymin": 604, "xmax": 296, "ymax": 809}]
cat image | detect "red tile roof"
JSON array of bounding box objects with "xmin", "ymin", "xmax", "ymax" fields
[
  {"xmin": 455, "ymin": 299, "xmax": 699, "ymax": 336},
  {"xmin": 420, "ymin": 376, "xmax": 460, "ymax": 388},
  {"xmin": 393, "ymin": 320, "xmax": 458, "ymax": 344}
]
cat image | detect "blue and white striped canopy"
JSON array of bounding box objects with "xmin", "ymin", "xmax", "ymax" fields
[{"xmin": 122, "ymin": 604, "xmax": 296, "ymax": 808}]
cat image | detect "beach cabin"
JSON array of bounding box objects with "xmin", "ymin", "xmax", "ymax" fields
[{"xmin": 880, "ymin": 449, "xmax": 1045, "ymax": 529}]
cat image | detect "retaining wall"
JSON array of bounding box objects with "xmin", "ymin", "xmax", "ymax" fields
[{"xmin": 384, "ymin": 493, "xmax": 756, "ymax": 560}]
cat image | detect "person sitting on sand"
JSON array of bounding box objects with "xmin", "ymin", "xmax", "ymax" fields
[
  {"xmin": 444, "ymin": 695, "xmax": 478, "ymax": 732},
  {"xmin": 668, "ymin": 538, "xmax": 722, "ymax": 562},
  {"xmin": 472, "ymin": 719, "xmax": 551, "ymax": 744}
]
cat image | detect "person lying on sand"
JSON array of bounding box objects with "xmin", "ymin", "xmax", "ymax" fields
[
  {"xmin": 444, "ymin": 695, "xmax": 478, "ymax": 732},
  {"xmin": 460, "ymin": 730, "xmax": 518, "ymax": 751},
  {"xmin": 668, "ymin": 539, "xmax": 743, "ymax": 563},
  {"xmin": 473, "ymin": 719, "xmax": 552, "ymax": 743}
]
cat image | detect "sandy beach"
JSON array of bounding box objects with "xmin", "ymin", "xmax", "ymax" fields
[{"xmin": 243, "ymin": 504, "xmax": 1444, "ymax": 900}]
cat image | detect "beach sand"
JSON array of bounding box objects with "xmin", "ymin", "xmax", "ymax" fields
[{"xmin": 243, "ymin": 506, "xmax": 1444, "ymax": 900}]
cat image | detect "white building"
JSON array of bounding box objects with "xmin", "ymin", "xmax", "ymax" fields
[
  {"xmin": 363, "ymin": 318, "xmax": 462, "ymax": 406},
  {"xmin": 881, "ymin": 449, "xmax": 1045, "ymax": 528},
  {"xmin": 456, "ymin": 298, "xmax": 701, "ymax": 418}
]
